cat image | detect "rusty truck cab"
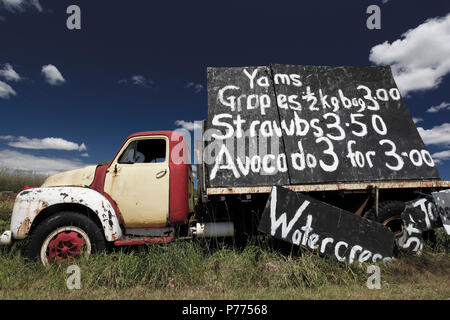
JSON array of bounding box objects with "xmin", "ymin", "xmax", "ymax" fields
[{"xmin": 91, "ymin": 130, "xmax": 194, "ymax": 230}]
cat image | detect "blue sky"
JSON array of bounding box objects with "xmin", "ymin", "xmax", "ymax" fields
[{"xmin": 0, "ymin": 0, "xmax": 449, "ymax": 179}]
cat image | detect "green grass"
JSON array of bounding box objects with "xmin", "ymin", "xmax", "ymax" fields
[
  {"xmin": 0, "ymin": 235, "xmax": 448, "ymax": 300},
  {"xmin": 0, "ymin": 167, "xmax": 47, "ymax": 193},
  {"xmin": 0, "ymin": 196, "xmax": 449, "ymax": 300},
  {"xmin": 0, "ymin": 199, "xmax": 13, "ymax": 233}
]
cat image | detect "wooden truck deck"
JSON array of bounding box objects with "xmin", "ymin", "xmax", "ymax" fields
[{"xmin": 206, "ymin": 180, "xmax": 450, "ymax": 195}]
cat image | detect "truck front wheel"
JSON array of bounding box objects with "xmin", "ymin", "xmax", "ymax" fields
[{"xmin": 24, "ymin": 211, "xmax": 106, "ymax": 265}]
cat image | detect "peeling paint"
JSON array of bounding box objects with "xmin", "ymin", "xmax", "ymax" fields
[
  {"xmin": 10, "ymin": 187, "xmax": 122, "ymax": 241},
  {"xmin": 17, "ymin": 217, "xmax": 31, "ymax": 237}
]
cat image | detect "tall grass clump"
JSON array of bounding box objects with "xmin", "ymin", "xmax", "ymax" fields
[
  {"xmin": 433, "ymin": 228, "xmax": 450, "ymax": 254},
  {"xmin": 0, "ymin": 199, "xmax": 13, "ymax": 232},
  {"xmin": 0, "ymin": 167, "xmax": 48, "ymax": 193}
]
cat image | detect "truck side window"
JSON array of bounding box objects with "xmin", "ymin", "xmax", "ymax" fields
[
  {"xmin": 135, "ymin": 139, "xmax": 166, "ymax": 163},
  {"xmin": 118, "ymin": 141, "xmax": 136, "ymax": 164}
]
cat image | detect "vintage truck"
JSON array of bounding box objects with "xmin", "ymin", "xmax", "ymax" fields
[
  {"xmin": 0, "ymin": 126, "xmax": 449, "ymax": 265},
  {"xmin": 1, "ymin": 64, "xmax": 450, "ymax": 265},
  {"xmin": 0, "ymin": 131, "xmax": 199, "ymax": 264}
]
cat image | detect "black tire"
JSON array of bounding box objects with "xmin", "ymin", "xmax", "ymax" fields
[
  {"xmin": 364, "ymin": 201, "xmax": 405, "ymax": 237},
  {"xmin": 24, "ymin": 211, "xmax": 106, "ymax": 265}
]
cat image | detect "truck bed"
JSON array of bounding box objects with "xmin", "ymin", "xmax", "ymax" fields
[{"xmin": 206, "ymin": 180, "xmax": 450, "ymax": 195}]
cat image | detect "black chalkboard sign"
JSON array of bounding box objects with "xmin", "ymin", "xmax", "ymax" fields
[
  {"xmin": 432, "ymin": 190, "xmax": 450, "ymax": 235},
  {"xmin": 399, "ymin": 198, "xmax": 443, "ymax": 253},
  {"xmin": 258, "ymin": 186, "xmax": 394, "ymax": 263},
  {"xmin": 205, "ymin": 66, "xmax": 290, "ymax": 187},
  {"xmin": 206, "ymin": 64, "xmax": 441, "ymax": 187}
]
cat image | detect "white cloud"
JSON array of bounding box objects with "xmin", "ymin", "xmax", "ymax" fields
[
  {"xmin": 0, "ymin": 149, "xmax": 85, "ymax": 175},
  {"xmin": 175, "ymin": 120, "xmax": 202, "ymax": 131},
  {"xmin": 131, "ymin": 75, "xmax": 148, "ymax": 87},
  {"xmin": 426, "ymin": 101, "xmax": 450, "ymax": 113},
  {"xmin": 417, "ymin": 123, "xmax": 450, "ymax": 147},
  {"xmin": 119, "ymin": 75, "xmax": 154, "ymax": 87},
  {"xmin": 0, "ymin": 80, "xmax": 16, "ymax": 99},
  {"xmin": 41, "ymin": 64, "xmax": 65, "ymax": 86},
  {"xmin": 0, "ymin": 135, "xmax": 87, "ymax": 152},
  {"xmin": 78, "ymin": 143, "xmax": 87, "ymax": 152},
  {"xmin": 412, "ymin": 117, "xmax": 423, "ymax": 124},
  {"xmin": 369, "ymin": 13, "xmax": 450, "ymax": 95},
  {"xmin": 0, "ymin": 63, "xmax": 21, "ymax": 82},
  {"xmin": 431, "ymin": 150, "xmax": 450, "ymax": 164},
  {"xmin": 80, "ymin": 153, "xmax": 89, "ymax": 157},
  {"xmin": 0, "ymin": 0, "xmax": 42, "ymax": 13},
  {"xmin": 185, "ymin": 82, "xmax": 204, "ymax": 93}
]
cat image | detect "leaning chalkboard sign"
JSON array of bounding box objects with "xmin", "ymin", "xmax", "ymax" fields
[
  {"xmin": 205, "ymin": 64, "xmax": 441, "ymax": 187},
  {"xmin": 257, "ymin": 186, "xmax": 394, "ymax": 264}
]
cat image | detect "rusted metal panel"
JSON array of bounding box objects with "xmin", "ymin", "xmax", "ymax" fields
[
  {"xmin": 10, "ymin": 187, "xmax": 122, "ymax": 241},
  {"xmin": 124, "ymin": 227, "xmax": 174, "ymax": 237},
  {"xmin": 355, "ymin": 195, "xmax": 371, "ymax": 216},
  {"xmin": 113, "ymin": 235, "xmax": 174, "ymax": 246},
  {"xmin": 206, "ymin": 180, "xmax": 450, "ymax": 195}
]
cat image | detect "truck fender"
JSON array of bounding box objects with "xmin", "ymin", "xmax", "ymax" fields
[{"xmin": 11, "ymin": 187, "xmax": 122, "ymax": 241}]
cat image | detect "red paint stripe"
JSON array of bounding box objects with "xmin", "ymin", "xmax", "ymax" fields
[
  {"xmin": 89, "ymin": 165, "xmax": 124, "ymax": 225},
  {"xmin": 169, "ymin": 133, "xmax": 191, "ymax": 225}
]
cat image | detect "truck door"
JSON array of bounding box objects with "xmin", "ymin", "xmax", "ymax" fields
[{"xmin": 104, "ymin": 135, "xmax": 170, "ymax": 228}]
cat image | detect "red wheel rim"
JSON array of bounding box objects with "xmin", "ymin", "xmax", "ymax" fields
[{"xmin": 47, "ymin": 230, "xmax": 86, "ymax": 262}]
